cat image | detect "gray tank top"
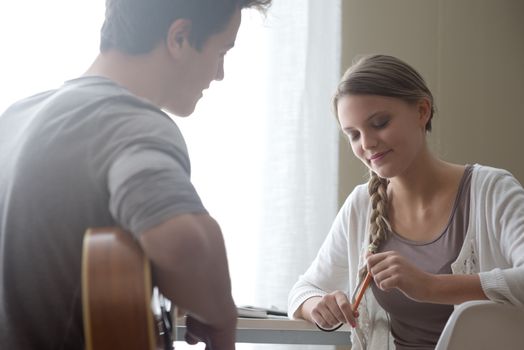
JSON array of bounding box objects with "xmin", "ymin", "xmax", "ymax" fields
[{"xmin": 371, "ymin": 165, "xmax": 473, "ymax": 349}]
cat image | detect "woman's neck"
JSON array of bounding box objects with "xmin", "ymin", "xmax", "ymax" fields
[
  {"xmin": 388, "ymin": 153, "xmax": 461, "ymax": 207},
  {"xmin": 386, "ymin": 153, "xmax": 466, "ymax": 240}
]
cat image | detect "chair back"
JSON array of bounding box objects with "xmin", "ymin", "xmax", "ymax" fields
[{"xmin": 435, "ymin": 300, "xmax": 524, "ymax": 350}]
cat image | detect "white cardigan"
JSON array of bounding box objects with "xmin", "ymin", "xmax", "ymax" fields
[{"xmin": 288, "ymin": 164, "xmax": 524, "ymax": 349}]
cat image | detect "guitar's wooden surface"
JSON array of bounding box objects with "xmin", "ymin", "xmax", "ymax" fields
[{"xmin": 82, "ymin": 227, "xmax": 158, "ymax": 350}]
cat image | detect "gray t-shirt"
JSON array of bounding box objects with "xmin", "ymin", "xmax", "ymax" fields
[{"xmin": 0, "ymin": 76, "xmax": 207, "ymax": 349}]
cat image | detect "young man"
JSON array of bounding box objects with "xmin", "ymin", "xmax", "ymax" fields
[{"xmin": 0, "ymin": 1, "xmax": 271, "ymax": 349}]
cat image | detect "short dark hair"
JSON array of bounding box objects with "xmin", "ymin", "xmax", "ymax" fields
[{"xmin": 100, "ymin": 0, "xmax": 272, "ymax": 54}]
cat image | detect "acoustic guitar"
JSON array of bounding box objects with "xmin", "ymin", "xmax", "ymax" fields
[{"xmin": 82, "ymin": 227, "xmax": 174, "ymax": 350}]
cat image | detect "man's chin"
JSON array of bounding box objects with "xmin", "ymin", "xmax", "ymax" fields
[{"xmin": 165, "ymin": 103, "xmax": 197, "ymax": 118}]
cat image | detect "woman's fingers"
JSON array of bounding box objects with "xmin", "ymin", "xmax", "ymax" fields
[
  {"xmin": 368, "ymin": 251, "xmax": 403, "ymax": 289},
  {"xmin": 335, "ymin": 292, "xmax": 357, "ymax": 327},
  {"xmin": 311, "ymin": 291, "xmax": 357, "ymax": 328},
  {"xmin": 311, "ymin": 297, "xmax": 340, "ymax": 327},
  {"xmin": 367, "ymin": 251, "xmax": 433, "ymax": 301}
]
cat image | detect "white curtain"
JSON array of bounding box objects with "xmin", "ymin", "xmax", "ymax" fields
[{"xmin": 178, "ymin": 1, "xmax": 341, "ymax": 349}]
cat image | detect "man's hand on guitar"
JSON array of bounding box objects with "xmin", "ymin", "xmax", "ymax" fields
[{"xmin": 185, "ymin": 315, "xmax": 236, "ymax": 350}]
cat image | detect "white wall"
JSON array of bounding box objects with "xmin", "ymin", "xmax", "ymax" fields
[{"xmin": 338, "ymin": 0, "xmax": 524, "ymax": 204}]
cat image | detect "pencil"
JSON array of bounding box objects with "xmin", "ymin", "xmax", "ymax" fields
[{"xmin": 352, "ymin": 271, "xmax": 373, "ymax": 311}]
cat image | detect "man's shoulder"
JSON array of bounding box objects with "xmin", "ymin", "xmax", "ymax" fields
[
  {"xmin": 60, "ymin": 76, "xmax": 177, "ymax": 135},
  {"xmin": 63, "ymin": 76, "xmax": 159, "ymax": 111}
]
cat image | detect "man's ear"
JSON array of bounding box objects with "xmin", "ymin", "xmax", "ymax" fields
[{"xmin": 166, "ymin": 18, "xmax": 192, "ymax": 58}]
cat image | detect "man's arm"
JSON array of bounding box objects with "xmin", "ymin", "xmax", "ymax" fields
[{"xmin": 139, "ymin": 213, "xmax": 237, "ymax": 328}]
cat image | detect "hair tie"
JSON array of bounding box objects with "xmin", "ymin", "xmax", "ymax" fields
[{"xmin": 315, "ymin": 322, "xmax": 344, "ymax": 332}]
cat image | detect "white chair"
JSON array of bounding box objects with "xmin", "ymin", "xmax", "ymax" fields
[{"xmin": 435, "ymin": 300, "xmax": 524, "ymax": 350}]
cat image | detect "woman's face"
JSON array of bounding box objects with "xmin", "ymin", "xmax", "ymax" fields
[{"xmin": 337, "ymin": 94, "xmax": 430, "ymax": 179}]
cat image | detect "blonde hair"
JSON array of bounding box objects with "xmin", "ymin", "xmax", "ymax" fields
[{"xmin": 367, "ymin": 171, "xmax": 391, "ymax": 252}]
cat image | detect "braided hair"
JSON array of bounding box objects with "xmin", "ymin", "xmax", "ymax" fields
[{"xmin": 367, "ymin": 170, "xmax": 391, "ymax": 253}]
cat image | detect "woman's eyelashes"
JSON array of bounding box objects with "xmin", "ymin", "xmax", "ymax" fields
[
  {"xmin": 371, "ymin": 115, "xmax": 390, "ymax": 129},
  {"xmin": 346, "ymin": 130, "xmax": 360, "ymax": 142},
  {"xmin": 347, "ymin": 116, "xmax": 391, "ymax": 142}
]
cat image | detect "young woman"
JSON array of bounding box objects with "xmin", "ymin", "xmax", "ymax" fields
[{"xmin": 288, "ymin": 54, "xmax": 524, "ymax": 349}]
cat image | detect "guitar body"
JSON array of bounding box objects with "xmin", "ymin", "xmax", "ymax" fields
[{"xmin": 82, "ymin": 227, "xmax": 172, "ymax": 350}]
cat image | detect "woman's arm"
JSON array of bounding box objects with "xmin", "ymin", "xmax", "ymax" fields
[
  {"xmin": 288, "ymin": 185, "xmax": 370, "ymax": 324},
  {"xmin": 475, "ymin": 167, "xmax": 524, "ymax": 305}
]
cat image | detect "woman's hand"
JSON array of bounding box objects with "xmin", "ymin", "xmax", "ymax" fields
[
  {"xmin": 302, "ymin": 291, "xmax": 358, "ymax": 328},
  {"xmin": 367, "ymin": 251, "xmax": 434, "ymax": 302}
]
